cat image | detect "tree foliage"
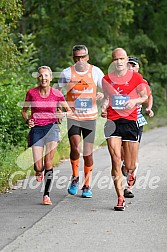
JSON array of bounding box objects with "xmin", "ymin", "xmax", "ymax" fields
[
  {"xmin": 0, "ymin": 0, "xmax": 22, "ymax": 69},
  {"xmin": 0, "ymin": 1, "xmax": 38, "ymax": 149},
  {"xmin": 19, "ymin": 0, "xmax": 134, "ymax": 70}
]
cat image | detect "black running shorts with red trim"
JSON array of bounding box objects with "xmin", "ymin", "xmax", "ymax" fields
[
  {"xmin": 67, "ymin": 119, "xmax": 96, "ymax": 143},
  {"xmin": 104, "ymin": 118, "xmax": 139, "ymax": 142}
]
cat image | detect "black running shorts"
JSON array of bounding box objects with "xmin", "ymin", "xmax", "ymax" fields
[
  {"xmin": 67, "ymin": 119, "xmax": 96, "ymax": 143},
  {"xmin": 104, "ymin": 118, "xmax": 139, "ymax": 142},
  {"xmin": 138, "ymin": 126, "xmax": 143, "ymax": 143}
]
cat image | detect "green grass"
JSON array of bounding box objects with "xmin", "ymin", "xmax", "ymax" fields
[{"xmin": 0, "ymin": 146, "xmax": 28, "ymax": 192}]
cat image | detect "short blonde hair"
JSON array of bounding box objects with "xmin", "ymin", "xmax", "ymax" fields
[{"xmin": 38, "ymin": 66, "xmax": 52, "ymax": 77}]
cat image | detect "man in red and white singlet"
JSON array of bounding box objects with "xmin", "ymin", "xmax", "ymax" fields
[{"xmin": 101, "ymin": 48, "xmax": 148, "ymax": 211}]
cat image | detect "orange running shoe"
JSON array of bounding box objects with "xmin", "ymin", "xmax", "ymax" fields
[
  {"xmin": 43, "ymin": 195, "xmax": 52, "ymax": 205},
  {"xmin": 114, "ymin": 196, "xmax": 126, "ymax": 211},
  {"xmin": 127, "ymin": 171, "xmax": 136, "ymax": 187},
  {"xmin": 36, "ymin": 171, "xmax": 44, "ymax": 182}
]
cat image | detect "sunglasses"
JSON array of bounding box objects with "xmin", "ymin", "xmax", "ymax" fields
[
  {"xmin": 73, "ymin": 54, "xmax": 88, "ymax": 59},
  {"xmin": 129, "ymin": 63, "xmax": 137, "ymax": 67}
]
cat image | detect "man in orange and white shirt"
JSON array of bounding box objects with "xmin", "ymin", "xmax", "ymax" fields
[{"xmin": 58, "ymin": 45, "xmax": 104, "ymax": 198}]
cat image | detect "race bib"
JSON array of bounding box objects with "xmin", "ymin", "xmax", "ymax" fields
[
  {"xmin": 137, "ymin": 113, "xmax": 148, "ymax": 127},
  {"xmin": 112, "ymin": 95, "xmax": 130, "ymax": 110},
  {"xmin": 75, "ymin": 98, "xmax": 92, "ymax": 110}
]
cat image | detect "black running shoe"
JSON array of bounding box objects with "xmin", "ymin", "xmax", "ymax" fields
[{"xmin": 124, "ymin": 188, "xmax": 134, "ymax": 198}]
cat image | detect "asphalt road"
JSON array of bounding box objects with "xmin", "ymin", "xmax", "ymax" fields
[{"xmin": 0, "ymin": 126, "xmax": 167, "ymax": 252}]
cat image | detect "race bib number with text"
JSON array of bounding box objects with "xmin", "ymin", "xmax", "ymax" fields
[
  {"xmin": 137, "ymin": 113, "xmax": 148, "ymax": 127},
  {"xmin": 75, "ymin": 98, "xmax": 92, "ymax": 110},
  {"xmin": 112, "ymin": 95, "xmax": 130, "ymax": 110}
]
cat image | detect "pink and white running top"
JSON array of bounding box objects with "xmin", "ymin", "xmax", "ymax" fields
[{"xmin": 25, "ymin": 87, "xmax": 65, "ymax": 126}]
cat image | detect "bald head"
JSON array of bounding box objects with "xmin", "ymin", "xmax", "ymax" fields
[
  {"xmin": 111, "ymin": 48, "xmax": 129, "ymax": 75},
  {"xmin": 112, "ymin": 48, "xmax": 128, "ymax": 61}
]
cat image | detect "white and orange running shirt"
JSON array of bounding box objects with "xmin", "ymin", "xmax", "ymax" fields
[{"xmin": 58, "ymin": 64, "xmax": 104, "ymax": 121}]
